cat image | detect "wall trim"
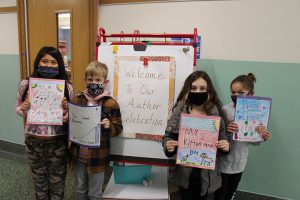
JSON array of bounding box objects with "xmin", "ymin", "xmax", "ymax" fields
[
  {"xmin": 0, "ymin": 6, "xmax": 17, "ymax": 13},
  {"xmin": 99, "ymin": 0, "xmax": 200, "ymax": 5},
  {"xmin": 0, "ymin": 139, "xmax": 25, "ymax": 156}
]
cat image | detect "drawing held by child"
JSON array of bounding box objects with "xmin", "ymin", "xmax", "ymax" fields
[
  {"xmin": 163, "ymin": 70, "xmax": 230, "ymax": 200},
  {"xmin": 68, "ymin": 61, "xmax": 123, "ymax": 200},
  {"xmin": 215, "ymin": 73, "xmax": 272, "ymax": 200},
  {"xmin": 15, "ymin": 46, "xmax": 74, "ymax": 199}
]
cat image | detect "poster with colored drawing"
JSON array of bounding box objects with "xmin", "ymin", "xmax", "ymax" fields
[
  {"xmin": 234, "ymin": 95, "xmax": 272, "ymax": 142},
  {"xmin": 113, "ymin": 56, "xmax": 175, "ymax": 141},
  {"xmin": 27, "ymin": 78, "xmax": 65, "ymax": 125},
  {"xmin": 68, "ymin": 103, "xmax": 101, "ymax": 147},
  {"xmin": 177, "ymin": 114, "xmax": 220, "ymax": 170}
]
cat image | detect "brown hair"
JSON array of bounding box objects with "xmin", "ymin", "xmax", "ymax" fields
[
  {"xmin": 175, "ymin": 70, "xmax": 225, "ymax": 119},
  {"xmin": 231, "ymin": 73, "xmax": 256, "ymax": 94}
]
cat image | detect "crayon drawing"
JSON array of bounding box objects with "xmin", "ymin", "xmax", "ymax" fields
[
  {"xmin": 177, "ymin": 114, "xmax": 220, "ymax": 170},
  {"xmin": 234, "ymin": 95, "xmax": 272, "ymax": 142},
  {"xmin": 27, "ymin": 78, "xmax": 65, "ymax": 125}
]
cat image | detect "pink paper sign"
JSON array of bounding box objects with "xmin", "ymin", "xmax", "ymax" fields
[{"xmin": 177, "ymin": 114, "xmax": 220, "ymax": 170}]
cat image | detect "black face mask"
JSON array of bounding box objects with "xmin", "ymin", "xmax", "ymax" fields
[
  {"xmin": 188, "ymin": 92, "xmax": 208, "ymax": 106},
  {"xmin": 231, "ymin": 93, "xmax": 250, "ymax": 105},
  {"xmin": 231, "ymin": 95, "xmax": 237, "ymax": 105},
  {"xmin": 87, "ymin": 83, "xmax": 104, "ymax": 96},
  {"xmin": 37, "ymin": 66, "xmax": 59, "ymax": 79}
]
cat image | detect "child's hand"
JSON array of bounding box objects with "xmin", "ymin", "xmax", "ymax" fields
[
  {"xmin": 166, "ymin": 140, "xmax": 178, "ymax": 153},
  {"xmin": 101, "ymin": 118, "xmax": 111, "ymax": 129},
  {"xmin": 256, "ymin": 126, "xmax": 272, "ymax": 141},
  {"xmin": 62, "ymin": 97, "xmax": 68, "ymax": 110},
  {"xmin": 261, "ymin": 131, "xmax": 272, "ymax": 141},
  {"xmin": 63, "ymin": 112, "xmax": 69, "ymax": 123},
  {"xmin": 217, "ymin": 140, "xmax": 230, "ymax": 152},
  {"xmin": 227, "ymin": 121, "xmax": 238, "ymax": 133},
  {"xmin": 21, "ymin": 100, "xmax": 30, "ymax": 114}
]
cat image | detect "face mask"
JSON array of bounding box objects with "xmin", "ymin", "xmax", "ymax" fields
[
  {"xmin": 188, "ymin": 92, "xmax": 208, "ymax": 106},
  {"xmin": 87, "ymin": 83, "xmax": 104, "ymax": 96},
  {"xmin": 37, "ymin": 66, "xmax": 59, "ymax": 78},
  {"xmin": 231, "ymin": 95, "xmax": 237, "ymax": 105}
]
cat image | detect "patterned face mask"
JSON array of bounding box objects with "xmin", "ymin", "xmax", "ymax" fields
[
  {"xmin": 87, "ymin": 83, "xmax": 104, "ymax": 96},
  {"xmin": 37, "ymin": 65, "xmax": 59, "ymax": 79}
]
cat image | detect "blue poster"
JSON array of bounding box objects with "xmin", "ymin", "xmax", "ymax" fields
[{"xmin": 234, "ymin": 95, "xmax": 272, "ymax": 142}]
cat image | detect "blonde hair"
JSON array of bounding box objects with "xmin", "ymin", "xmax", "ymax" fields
[{"xmin": 85, "ymin": 61, "xmax": 108, "ymax": 79}]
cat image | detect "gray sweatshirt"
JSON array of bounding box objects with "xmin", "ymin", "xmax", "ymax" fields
[
  {"xmin": 219, "ymin": 102, "xmax": 259, "ymax": 174},
  {"xmin": 163, "ymin": 101, "xmax": 229, "ymax": 195}
]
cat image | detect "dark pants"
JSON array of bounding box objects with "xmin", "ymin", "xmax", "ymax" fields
[
  {"xmin": 179, "ymin": 169, "xmax": 207, "ymax": 200},
  {"xmin": 25, "ymin": 136, "xmax": 68, "ymax": 200},
  {"xmin": 215, "ymin": 172, "xmax": 243, "ymax": 200}
]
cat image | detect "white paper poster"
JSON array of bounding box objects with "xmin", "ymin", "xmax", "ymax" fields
[
  {"xmin": 234, "ymin": 95, "xmax": 272, "ymax": 142},
  {"xmin": 27, "ymin": 78, "xmax": 65, "ymax": 125},
  {"xmin": 113, "ymin": 56, "xmax": 175, "ymax": 140},
  {"xmin": 69, "ymin": 103, "xmax": 101, "ymax": 147}
]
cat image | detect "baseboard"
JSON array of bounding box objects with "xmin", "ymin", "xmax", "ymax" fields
[
  {"xmin": 236, "ymin": 190, "xmax": 286, "ymax": 200},
  {"xmin": 0, "ymin": 139, "xmax": 26, "ymax": 156}
]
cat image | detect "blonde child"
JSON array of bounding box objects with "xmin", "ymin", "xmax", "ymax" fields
[
  {"xmin": 15, "ymin": 46, "xmax": 74, "ymax": 200},
  {"xmin": 162, "ymin": 70, "xmax": 230, "ymax": 200},
  {"xmin": 215, "ymin": 73, "xmax": 272, "ymax": 200},
  {"xmin": 68, "ymin": 61, "xmax": 123, "ymax": 200}
]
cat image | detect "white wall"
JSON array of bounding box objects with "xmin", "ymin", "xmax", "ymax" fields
[
  {"xmin": 98, "ymin": 1, "xmax": 300, "ymax": 199},
  {"xmin": 0, "ymin": 13, "xmax": 19, "ymax": 54},
  {"xmin": 0, "ymin": 0, "xmax": 16, "ymax": 7},
  {"xmin": 99, "ymin": 0, "xmax": 300, "ymax": 63}
]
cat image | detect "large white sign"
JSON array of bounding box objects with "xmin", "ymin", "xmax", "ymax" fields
[{"xmin": 113, "ymin": 56, "xmax": 175, "ymax": 140}]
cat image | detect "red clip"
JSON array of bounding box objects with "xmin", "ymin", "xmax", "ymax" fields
[{"xmin": 143, "ymin": 57, "xmax": 148, "ymax": 66}]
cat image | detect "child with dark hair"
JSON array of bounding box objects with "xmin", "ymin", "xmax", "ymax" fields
[
  {"xmin": 162, "ymin": 70, "xmax": 230, "ymax": 200},
  {"xmin": 15, "ymin": 46, "xmax": 74, "ymax": 200},
  {"xmin": 215, "ymin": 73, "xmax": 272, "ymax": 200}
]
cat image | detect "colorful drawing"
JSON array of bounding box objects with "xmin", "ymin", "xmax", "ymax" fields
[
  {"xmin": 177, "ymin": 114, "xmax": 220, "ymax": 170},
  {"xmin": 234, "ymin": 95, "xmax": 272, "ymax": 142},
  {"xmin": 27, "ymin": 78, "xmax": 65, "ymax": 125},
  {"xmin": 69, "ymin": 103, "xmax": 102, "ymax": 147}
]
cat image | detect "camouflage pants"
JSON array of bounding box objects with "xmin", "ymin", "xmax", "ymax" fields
[{"xmin": 25, "ymin": 136, "xmax": 68, "ymax": 200}]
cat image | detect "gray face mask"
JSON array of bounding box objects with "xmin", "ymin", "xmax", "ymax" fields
[{"xmin": 87, "ymin": 83, "xmax": 103, "ymax": 96}]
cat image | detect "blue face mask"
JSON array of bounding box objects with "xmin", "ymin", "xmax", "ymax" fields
[{"xmin": 37, "ymin": 65, "xmax": 59, "ymax": 78}]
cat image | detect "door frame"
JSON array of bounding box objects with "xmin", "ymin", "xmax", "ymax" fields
[{"xmin": 17, "ymin": 0, "xmax": 99, "ymax": 81}]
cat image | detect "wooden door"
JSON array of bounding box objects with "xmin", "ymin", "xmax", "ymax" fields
[{"xmin": 25, "ymin": 0, "xmax": 98, "ymax": 92}]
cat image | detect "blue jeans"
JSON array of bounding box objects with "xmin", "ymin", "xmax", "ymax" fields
[{"xmin": 74, "ymin": 160, "xmax": 104, "ymax": 200}]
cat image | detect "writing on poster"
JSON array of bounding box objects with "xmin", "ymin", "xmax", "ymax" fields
[
  {"xmin": 234, "ymin": 95, "xmax": 272, "ymax": 142},
  {"xmin": 114, "ymin": 56, "xmax": 175, "ymax": 139},
  {"xmin": 177, "ymin": 114, "xmax": 220, "ymax": 170},
  {"xmin": 69, "ymin": 103, "xmax": 101, "ymax": 147}
]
